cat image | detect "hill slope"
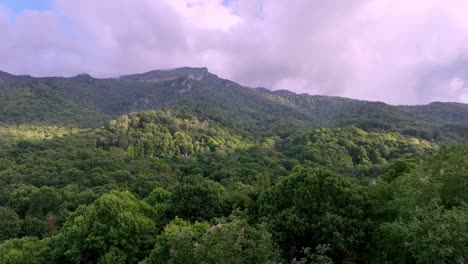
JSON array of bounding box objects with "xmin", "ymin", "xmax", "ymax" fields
[
  {"xmin": 0, "ymin": 68, "xmax": 467, "ymax": 264},
  {"xmin": 1, "ymin": 67, "xmax": 467, "ymax": 141}
]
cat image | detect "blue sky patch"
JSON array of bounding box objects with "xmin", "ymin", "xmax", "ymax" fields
[
  {"xmin": 1, "ymin": 0, "xmax": 52, "ymax": 12},
  {"xmin": 222, "ymin": 0, "xmax": 235, "ymax": 7}
]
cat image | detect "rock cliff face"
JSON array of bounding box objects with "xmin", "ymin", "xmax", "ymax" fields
[{"xmin": 120, "ymin": 67, "xmax": 209, "ymax": 82}]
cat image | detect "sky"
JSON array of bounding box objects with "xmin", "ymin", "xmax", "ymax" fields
[{"xmin": 1, "ymin": 0, "xmax": 468, "ymax": 105}]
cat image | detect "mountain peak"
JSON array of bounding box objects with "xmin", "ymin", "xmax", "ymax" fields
[
  {"xmin": 273, "ymin": 89, "xmax": 296, "ymax": 96},
  {"xmin": 75, "ymin": 73, "xmax": 92, "ymax": 78},
  {"xmin": 72, "ymin": 73, "xmax": 94, "ymax": 79},
  {"xmin": 120, "ymin": 67, "xmax": 211, "ymax": 82},
  {"xmin": 171, "ymin": 66, "xmax": 208, "ymax": 73}
]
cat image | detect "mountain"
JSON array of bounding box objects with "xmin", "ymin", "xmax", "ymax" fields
[
  {"xmin": 0, "ymin": 82, "xmax": 108, "ymax": 127},
  {"xmin": 1, "ymin": 67, "xmax": 467, "ymax": 140},
  {"xmin": 1, "ymin": 67, "xmax": 467, "ymax": 263},
  {"xmin": 398, "ymin": 101, "xmax": 468, "ymax": 123}
]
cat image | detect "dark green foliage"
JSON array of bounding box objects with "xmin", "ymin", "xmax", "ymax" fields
[
  {"xmin": 435, "ymin": 123, "xmax": 468, "ymax": 143},
  {"xmin": 141, "ymin": 215, "xmax": 281, "ymax": 264},
  {"xmin": 0, "ymin": 84, "xmax": 108, "ymax": 127},
  {"xmin": 377, "ymin": 205, "xmax": 468, "ymax": 263},
  {"xmin": 0, "ymin": 67, "xmax": 467, "ymax": 263},
  {"xmin": 167, "ymin": 175, "xmax": 228, "ymax": 222},
  {"xmin": 398, "ymin": 101, "xmax": 468, "ymax": 123},
  {"xmin": 291, "ymin": 245, "xmax": 333, "ymax": 264},
  {"xmin": 258, "ymin": 167, "xmax": 367, "ymax": 262},
  {"xmin": 0, "ymin": 206, "xmax": 22, "ymax": 241},
  {"xmin": 2, "ymin": 68, "xmax": 468, "ymax": 143}
]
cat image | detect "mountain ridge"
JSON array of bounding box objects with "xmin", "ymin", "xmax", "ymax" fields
[
  {"xmin": 2, "ymin": 67, "xmax": 465, "ymax": 106},
  {"xmin": 0, "ymin": 67, "xmax": 467, "ymax": 264},
  {"xmin": 0, "ymin": 67, "xmax": 467, "ymax": 142}
]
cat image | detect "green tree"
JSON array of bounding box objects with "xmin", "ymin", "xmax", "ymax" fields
[
  {"xmin": 0, "ymin": 206, "xmax": 22, "ymax": 241},
  {"xmin": 27, "ymin": 187, "xmax": 62, "ymax": 218},
  {"xmin": 167, "ymin": 175, "xmax": 228, "ymax": 222},
  {"xmin": 6, "ymin": 185, "xmax": 38, "ymax": 218},
  {"xmin": 141, "ymin": 218, "xmax": 208, "ymax": 264},
  {"xmin": 51, "ymin": 191, "xmax": 158, "ymax": 263},
  {"xmin": 258, "ymin": 167, "xmax": 367, "ymax": 262},
  {"xmin": 194, "ymin": 215, "xmax": 282, "ymax": 264},
  {"xmin": 371, "ymin": 146, "xmax": 468, "ymax": 263},
  {"xmin": 174, "ymin": 131, "xmax": 194, "ymax": 156},
  {"xmin": 142, "ymin": 215, "xmax": 281, "ymax": 264},
  {"xmin": 21, "ymin": 215, "xmax": 47, "ymax": 238},
  {"xmin": 0, "ymin": 237, "xmax": 50, "ymax": 264},
  {"xmin": 376, "ymin": 205, "xmax": 468, "ymax": 263}
]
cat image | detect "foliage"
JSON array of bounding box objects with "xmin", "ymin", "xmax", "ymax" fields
[
  {"xmin": 166, "ymin": 175, "xmax": 228, "ymax": 222},
  {"xmin": 286, "ymin": 127, "xmax": 432, "ymax": 170},
  {"xmin": 0, "ymin": 84, "xmax": 108, "ymax": 127},
  {"xmin": 0, "ymin": 67, "xmax": 467, "ymax": 263},
  {"xmin": 142, "ymin": 215, "xmax": 281, "ymax": 264},
  {"xmin": 51, "ymin": 191, "xmax": 158, "ymax": 263},
  {"xmin": 97, "ymin": 110, "xmax": 246, "ymax": 158},
  {"xmin": 258, "ymin": 167, "xmax": 367, "ymax": 262},
  {"xmin": 370, "ymin": 146, "xmax": 468, "ymax": 263},
  {"xmin": 0, "ymin": 237, "xmax": 50, "ymax": 264},
  {"xmin": 0, "ymin": 206, "xmax": 22, "ymax": 241}
]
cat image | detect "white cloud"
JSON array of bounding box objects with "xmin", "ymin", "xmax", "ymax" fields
[
  {"xmin": 1, "ymin": 0, "xmax": 468, "ymax": 104},
  {"xmin": 448, "ymin": 77, "xmax": 468, "ymax": 103},
  {"xmin": 166, "ymin": 0, "xmax": 242, "ymax": 31}
]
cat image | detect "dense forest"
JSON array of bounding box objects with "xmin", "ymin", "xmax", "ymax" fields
[{"xmin": 0, "ymin": 68, "xmax": 467, "ymax": 263}]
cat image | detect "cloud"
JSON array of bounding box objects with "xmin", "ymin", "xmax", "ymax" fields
[{"xmin": 1, "ymin": 0, "xmax": 468, "ymax": 104}]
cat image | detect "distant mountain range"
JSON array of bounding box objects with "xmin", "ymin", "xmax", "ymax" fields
[{"xmin": 1, "ymin": 67, "xmax": 467, "ymax": 142}]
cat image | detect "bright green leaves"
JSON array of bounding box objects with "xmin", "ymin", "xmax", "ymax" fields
[
  {"xmin": 370, "ymin": 146, "xmax": 468, "ymax": 263},
  {"xmin": 289, "ymin": 127, "xmax": 433, "ymax": 170},
  {"xmin": 194, "ymin": 216, "xmax": 281, "ymax": 264},
  {"xmin": 0, "ymin": 237, "xmax": 50, "ymax": 264},
  {"xmin": 142, "ymin": 215, "xmax": 281, "ymax": 264},
  {"xmin": 103, "ymin": 110, "xmax": 246, "ymax": 158},
  {"xmin": 141, "ymin": 218, "xmax": 209, "ymax": 264},
  {"xmin": 51, "ymin": 191, "xmax": 158, "ymax": 263}
]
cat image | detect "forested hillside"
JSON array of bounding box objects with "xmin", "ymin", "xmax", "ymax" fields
[
  {"xmin": 0, "ymin": 68, "xmax": 467, "ymax": 263},
  {"xmin": 2, "ymin": 67, "xmax": 468, "ymax": 138}
]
